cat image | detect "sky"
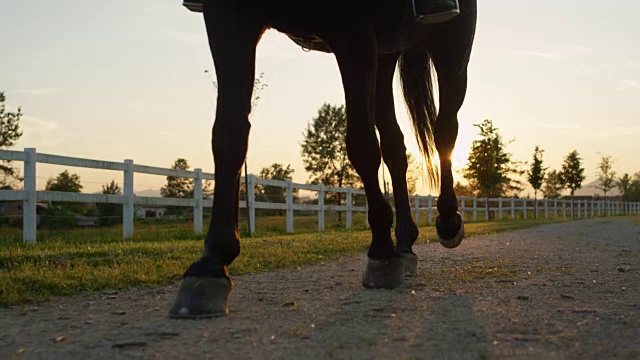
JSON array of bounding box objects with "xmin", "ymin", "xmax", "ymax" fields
[{"xmin": 1, "ymin": 1, "xmax": 639, "ymax": 197}]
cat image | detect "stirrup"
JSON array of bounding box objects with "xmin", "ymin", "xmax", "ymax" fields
[
  {"xmin": 413, "ymin": 0, "xmax": 460, "ymax": 24},
  {"xmin": 183, "ymin": 0, "xmax": 203, "ymax": 13}
]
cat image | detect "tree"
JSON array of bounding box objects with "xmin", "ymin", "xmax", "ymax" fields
[
  {"xmin": 161, "ymin": 158, "xmax": 193, "ymax": 199},
  {"xmin": 301, "ymin": 103, "xmax": 361, "ymax": 208},
  {"xmin": 463, "ymin": 119, "xmax": 523, "ymax": 199},
  {"xmin": 559, "ymin": 150, "xmax": 585, "ymax": 217},
  {"xmin": 617, "ymin": 173, "xmax": 632, "ymax": 201},
  {"xmin": 45, "ymin": 170, "xmax": 83, "ymax": 192},
  {"xmin": 526, "ymin": 146, "xmax": 547, "ymax": 218},
  {"xmin": 161, "ymin": 158, "xmax": 193, "ymax": 216},
  {"xmin": 160, "ymin": 158, "xmax": 212, "ymax": 216},
  {"xmin": 256, "ymin": 163, "xmax": 297, "ymax": 204},
  {"xmin": 628, "ymin": 172, "xmax": 640, "ymax": 202},
  {"xmin": 0, "ymin": 91, "xmax": 24, "ymax": 188},
  {"xmin": 405, "ymin": 151, "xmax": 422, "ymax": 195},
  {"xmin": 594, "ymin": 153, "xmax": 616, "ymax": 199},
  {"xmin": 542, "ymin": 169, "xmax": 564, "ymax": 199},
  {"xmin": 453, "ymin": 181, "xmax": 475, "ymax": 197},
  {"xmin": 97, "ymin": 180, "xmax": 122, "ymax": 226},
  {"xmin": 45, "ymin": 170, "xmax": 85, "ymax": 214}
]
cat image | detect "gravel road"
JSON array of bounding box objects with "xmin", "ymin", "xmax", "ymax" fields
[{"xmin": 1, "ymin": 217, "xmax": 638, "ymax": 359}]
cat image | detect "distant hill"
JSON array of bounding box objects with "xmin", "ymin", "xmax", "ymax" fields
[
  {"xmin": 135, "ymin": 189, "xmax": 161, "ymax": 197},
  {"xmin": 574, "ymin": 179, "xmax": 620, "ymax": 197}
]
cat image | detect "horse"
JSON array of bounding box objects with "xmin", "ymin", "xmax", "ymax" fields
[{"xmin": 169, "ymin": 0, "xmax": 477, "ymax": 318}]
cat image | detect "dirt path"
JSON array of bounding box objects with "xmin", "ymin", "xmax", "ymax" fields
[{"xmin": 1, "ymin": 218, "xmax": 639, "ymax": 359}]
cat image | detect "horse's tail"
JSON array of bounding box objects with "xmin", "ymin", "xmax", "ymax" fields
[{"xmin": 398, "ymin": 47, "xmax": 438, "ymax": 188}]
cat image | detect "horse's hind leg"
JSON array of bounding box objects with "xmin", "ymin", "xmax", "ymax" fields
[
  {"xmin": 169, "ymin": 4, "xmax": 264, "ymax": 318},
  {"xmin": 429, "ymin": 39, "xmax": 473, "ymax": 248},
  {"xmin": 375, "ymin": 52, "xmax": 419, "ymax": 275},
  {"xmin": 327, "ymin": 30, "xmax": 404, "ymax": 289}
]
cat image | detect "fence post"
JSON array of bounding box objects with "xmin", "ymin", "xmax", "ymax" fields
[
  {"xmin": 365, "ymin": 196, "xmax": 370, "ymax": 228},
  {"xmin": 460, "ymin": 196, "xmax": 465, "ymax": 222},
  {"xmin": 123, "ymin": 159, "xmax": 134, "ymax": 239},
  {"xmin": 318, "ymin": 184, "xmax": 325, "ymax": 231},
  {"xmin": 427, "ymin": 196, "xmax": 433, "ymax": 225},
  {"xmin": 498, "ymin": 197, "xmax": 503, "ymax": 220},
  {"xmin": 563, "ymin": 200, "xmax": 567, "ymax": 218},
  {"xmin": 473, "ymin": 198, "xmax": 478, "ymax": 221},
  {"xmin": 510, "ymin": 198, "xmax": 515, "ymax": 219},
  {"xmin": 578, "ymin": 200, "xmax": 582, "ymax": 218},
  {"xmin": 485, "ymin": 198, "xmax": 490, "ymax": 221},
  {"xmin": 23, "ymin": 148, "xmax": 37, "ymax": 244},
  {"xmin": 248, "ymin": 175, "xmax": 256, "ymax": 234},
  {"xmin": 413, "ymin": 195, "xmax": 420, "ymax": 225},
  {"xmin": 591, "ymin": 199, "xmax": 595, "ymax": 217},
  {"xmin": 346, "ymin": 187, "xmax": 353, "ymax": 229},
  {"xmin": 286, "ymin": 179, "xmax": 293, "ymax": 233},
  {"xmin": 522, "ymin": 199, "xmax": 527, "ymax": 219},
  {"xmin": 584, "ymin": 200, "xmax": 588, "ymax": 218},
  {"xmin": 193, "ymin": 168, "xmax": 203, "ymax": 234},
  {"xmin": 544, "ymin": 199, "xmax": 548, "ymax": 219}
]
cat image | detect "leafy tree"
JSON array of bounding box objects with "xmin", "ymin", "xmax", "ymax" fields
[
  {"xmin": 161, "ymin": 158, "xmax": 194, "ymax": 217},
  {"xmin": 160, "ymin": 158, "xmax": 212, "ymax": 216},
  {"xmin": 463, "ymin": 119, "xmax": 523, "ymax": 199},
  {"xmin": 559, "ymin": 150, "xmax": 585, "ymax": 217},
  {"xmin": 256, "ymin": 163, "xmax": 297, "ymax": 204},
  {"xmin": 161, "ymin": 158, "xmax": 193, "ymax": 199},
  {"xmin": 542, "ymin": 169, "xmax": 564, "ymax": 199},
  {"xmin": 619, "ymin": 172, "xmax": 640, "ymax": 202},
  {"xmin": 630, "ymin": 172, "xmax": 640, "ymax": 202},
  {"xmin": 526, "ymin": 146, "xmax": 547, "ymax": 218},
  {"xmin": 0, "ymin": 91, "xmax": 24, "ymax": 188},
  {"xmin": 301, "ymin": 103, "xmax": 361, "ymax": 210},
  {"xmin": 97, "ymin": 180, "xmax": 122, "ymax": 226},
  {"xmin": 406, "ymin": 151, "xmax": 422, "ymax": 195},
  {"xmin": 594, "ymin": 153, "xmax": 616, "ymax": 199},
  {"xmin": 45, "ymin": 170, "xmax": 83, "ymax": 192},
  {"xmin": 453, "ymin": 181, "xmax": 475, "ymax": 197},
  {"xmin": 44, "ymin": 170, "xmax": 85, "ymax": 213},
  {"xmin": 617, "ymin": 173, "xmax": 632, "ymax": 201}
]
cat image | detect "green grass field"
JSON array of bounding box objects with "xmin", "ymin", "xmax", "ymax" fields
[
  {"xmin": 0, "ymin": 214, "xmax": 600, "ymax": 306},
  {"xmin": 0, "ymin": 216, "xmax": 577, "ymax": 308}
]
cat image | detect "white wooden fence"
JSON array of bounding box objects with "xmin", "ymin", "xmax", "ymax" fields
[{"xmin": 1, "ymin": 148, "xmax": 639, "ymax": 244}]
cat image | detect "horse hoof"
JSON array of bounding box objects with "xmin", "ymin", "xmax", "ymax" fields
[
  {"xmin": 400, "ymin": 252, "xmax": 418, "ymax": 276},
  {"xmin": 168, "ymin": 277, "xmax": 233, "ymax": 319},
  {"xmin": 436, "ymin": 213, "xmax": 465, "ymax": 249},
  {"xmin": 362, "ymin": 256, "xmax": 405, "ymax": 289}
]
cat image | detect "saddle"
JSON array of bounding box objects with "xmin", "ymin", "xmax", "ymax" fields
[{"xmin": 182, "ymin": 0, "xmax": 334, "ymax": 53}]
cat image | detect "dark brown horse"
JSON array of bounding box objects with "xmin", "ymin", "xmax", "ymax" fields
[{"xmin": 170, "ymin": 0, "xmax": 477, "ymax": 318}]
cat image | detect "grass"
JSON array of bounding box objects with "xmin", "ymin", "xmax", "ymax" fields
[{"xmin": 0, "ymin": 217, "xmax": 570, "ymax": 307}]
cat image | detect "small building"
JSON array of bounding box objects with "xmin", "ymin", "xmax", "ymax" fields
[
  {"xmin": 136, "ymin": 205, "xmax": 167, "ymax": 218},
  {"xmin": 0, "ymin": 201, "xmax": 47, "ymax": 228}
]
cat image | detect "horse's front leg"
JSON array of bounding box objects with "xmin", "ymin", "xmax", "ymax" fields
[
  {"xmin": 327, "ymin": 29, "xmax": 404, "ymax": 289},
  {"xmin": 374, "ymin": 52, "xmax": 419, "ymax": 276},
  {"xmin": 169, "ymin": 4, "xmax": 264, "ymax": 318}
]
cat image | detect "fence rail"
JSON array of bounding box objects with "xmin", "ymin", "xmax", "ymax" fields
[{"xmin": 1, "ymin": 148, "xmax": 639, "ymax": 243}]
